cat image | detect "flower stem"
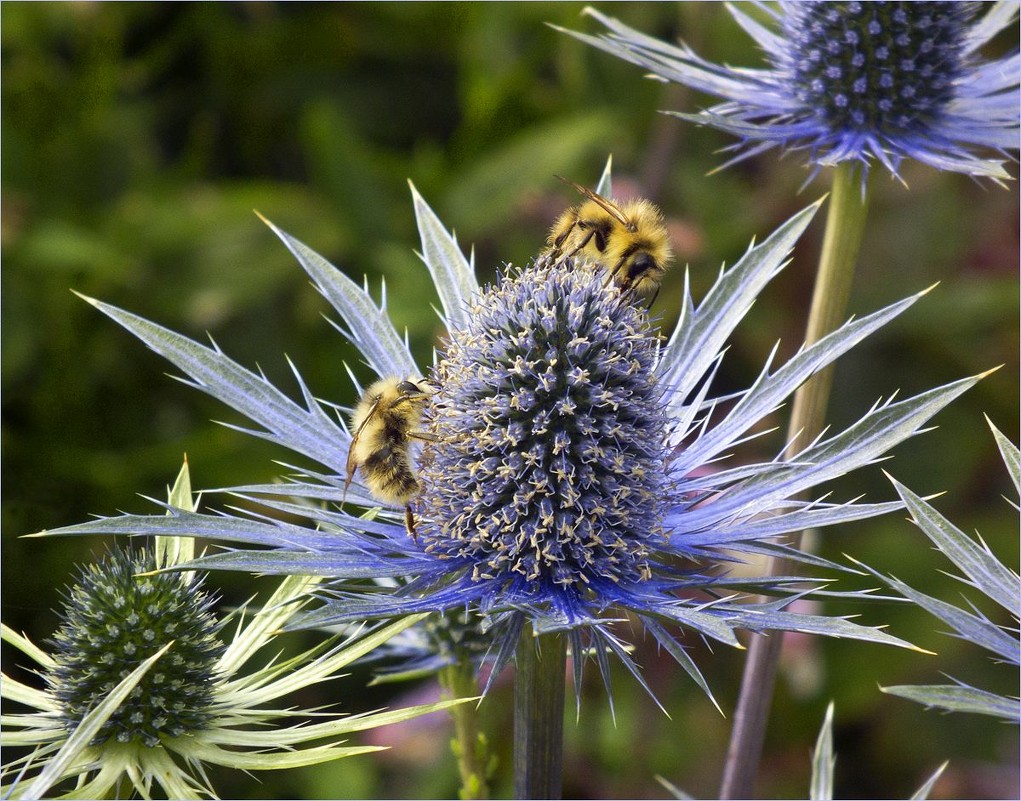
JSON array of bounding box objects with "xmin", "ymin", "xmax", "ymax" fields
[
  {"xmin": 720, "ymin": 160, "xmax": 870, "ymax": 799},
  {"xmin": 440, "ymin": 660, "xmax": 491, "ymax": 800},
  {"xmin": 513, "ymin": 626, "xmax": 566, "ymax": 800}
]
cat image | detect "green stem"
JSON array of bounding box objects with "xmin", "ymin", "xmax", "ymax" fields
[
  {"xmin": 719, "ymin": 161, "xmax": 871, "ymax": 800},
  {"xmin": 784, "ymin": 164, "xmax": 872, "ymax": 458},
  {"xmin": 513, "ymin": 626, "xmax": 566, "ymax": 800},
  {"xmin": 440, "ymin": 660, "xmax": 491, "ymax": 800}
]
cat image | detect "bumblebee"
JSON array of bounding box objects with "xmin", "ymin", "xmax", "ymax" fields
[
  {"xmin": 545, "ymin": 177, "xmax": 673, "ymax": 308},
  {"xmin": 344, "ymin": 377, "xmax": 438, "ymax": 539}
]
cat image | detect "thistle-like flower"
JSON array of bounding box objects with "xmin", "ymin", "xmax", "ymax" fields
[
  {"xmin": 417, "ymin": 258, "xmax": 668, "ymax": 615},
  {"xmin": 4, "ymin": 464, "xmax": 468, "ymax": 800},
  {"xmin": 43, "ymin": 177, "xmax": 986, "ymax": 705},
  {"xmin": 562, "ymin": 2, "xmax": 1019, "ymax": 181},
  {"xmin": 45, "ymin": 547, "xmax": 224, "ymax": 749}
]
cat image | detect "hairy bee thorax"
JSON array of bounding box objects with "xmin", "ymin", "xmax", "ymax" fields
[{"xmin": 543, "ymin": 180, "xmax": 673, "ymax": 307}]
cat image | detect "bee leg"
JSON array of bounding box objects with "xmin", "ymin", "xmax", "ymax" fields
[
  {"xmin": 552, "ymin": 224, "xmax": 575, "ymax": 250},
  {"xmin": 602, "ymin": 257, "xmax": 627, "ymax": 290},
  {"xmin": 618, "ymin": 287, "xmax": 646, "ymax": 312},
  {"xmin": 341, "ymin": 462, "xmax": 356, "ymax": 510},
  {"xmin": 409, "ymin": 431, "xmax": 442, "ymax": 443},
  {"xmin": 564, "ymin": 228, "xmax": 596, "ymax": 260},
  {"xmin": 646, "ymin": 286, "xmax": 661, "ymax": 311},
  {"xmin": 596, "ymin": 259, "xmax": 628, "ymax": 299},
  {"xmin": 404, "ymin": 506, "xmax": 418, "ymax": 542}
]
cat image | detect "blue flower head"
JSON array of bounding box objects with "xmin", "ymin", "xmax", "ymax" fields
[
  {"xmin": 51, "ymin": 179, "xmax": 987, "ymax": 705},
  {"xmin": 419, "ymin": 260, "xmax": 667, "ymax": 604},
  {"xmin": 563, "ymin": 2, "xmax": 1019, "ymax": 181}
]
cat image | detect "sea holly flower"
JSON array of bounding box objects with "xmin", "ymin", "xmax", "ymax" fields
[
  {"xmin": 862, "ymin": 419, "xmax": 1020, "ymax": 722},
  {"xmin": 561, "ymin": 2, "xmax": 1019, "ymax": 182},
  {"xmin": 40, "ymin": 180, "xmax": 986, "ymax": 707},
  {"xmin": 4, "ymin": 462, "xmax": 469, "ymax": 800}
]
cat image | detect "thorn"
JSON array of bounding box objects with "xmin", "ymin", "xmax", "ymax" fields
[{"xmin": 71, "ymin": 289, "xmax": 98, "ymax": 306}]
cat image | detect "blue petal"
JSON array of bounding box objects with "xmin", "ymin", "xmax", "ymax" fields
[
  {"xmin": 258, "ymin": 215, "xmax": 419, "ymax": 381},
  {"xmin": 657, "ymin": 200, "xmax": 823, "ymax": 417},
  {"xmin": 77, "ymin": 295, "xmax": 349, "ymax": 472},
  {"xmin": 409, "ymin": 182, "xmax": 479, "ymax": 332},
  {"xmin": 674, "ymin": 372, "xmax": 988, "ymax": 531},
  {"xmin": 673, "ymin": 288, "xmax": 930, "ymax": 470}
]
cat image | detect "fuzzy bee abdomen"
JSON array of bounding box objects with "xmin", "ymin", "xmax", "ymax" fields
[
  {"xmin": 352, "ymin": 413, "xmax": 421, "ymax": 504},
  {"xmin": 361, "ymin": 444, "xmax": 419, "ymax": 503}
]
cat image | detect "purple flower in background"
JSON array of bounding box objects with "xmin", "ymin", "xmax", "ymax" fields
[{"xmin": 563, "ymin": 2, "xmax": 1019, "ymax": 181}]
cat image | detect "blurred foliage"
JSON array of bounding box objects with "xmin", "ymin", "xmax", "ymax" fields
[{"xmin": 2, "ymin": 4, "xmax": 1017, "ymax": 799}]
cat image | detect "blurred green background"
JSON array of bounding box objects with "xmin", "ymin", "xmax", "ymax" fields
[{"xmin": 2, "ymin": 4, "xmax": 1017, "ymax": 799}]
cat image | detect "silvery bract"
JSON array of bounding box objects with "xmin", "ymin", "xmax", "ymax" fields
[{"xmin": 870, "ymin": 421, "xmax": 1020, "ymax": 722}]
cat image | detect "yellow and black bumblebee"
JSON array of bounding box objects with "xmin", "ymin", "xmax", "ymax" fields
[
  {"xmin": 344, "ymin": 377, "xmax": 438, "ymax": 539},
  {"xmin": 545, "ymin": 177, "xmax": 673, "ymax": 308}
]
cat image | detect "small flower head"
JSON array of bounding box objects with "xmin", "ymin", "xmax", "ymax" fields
[
  {"xmin": 361, "ymin": 607, "xmax": 492, "ymax": 682},
  {"xmin": 5, "ymin": 463, "xmax": 471, "ymax": 800},
  {"xmin": 783, "ymin": 2, "xmax": 973, "ymax": 142},
  {"xmin": 419, "ymin": 609, "xmax": 491, "ymax": 668},
  {"xmin": 48, "ymin": 548, "xmax": 223, "ymax": 747},
  {"xmin": 566, "ymin": 2, "xmax": 1019, "ymax": 181},
  {"xmin": 419, "ymin": 260, "xmax": 668, "ymax": 605}
]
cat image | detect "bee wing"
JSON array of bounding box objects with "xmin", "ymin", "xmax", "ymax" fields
[
  {"xmin": 343, "ymin": 395, "xmax": 384, "ymax": 501},
  {"xmin": 555, "ymin": 175, "xmax": 630, "ymax": 227}
]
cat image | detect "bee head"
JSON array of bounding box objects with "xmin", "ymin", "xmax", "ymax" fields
[
  {"xmin": 627, "ymin": 252, "xmax": 658, "ymax": 282},
  {"xmin": 396, "ymin": 380, "xmax": 422, "ymax": 395},
  {"xmin": 394, "ymin": 379, "xmax": 435, "ymax": 406}
]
